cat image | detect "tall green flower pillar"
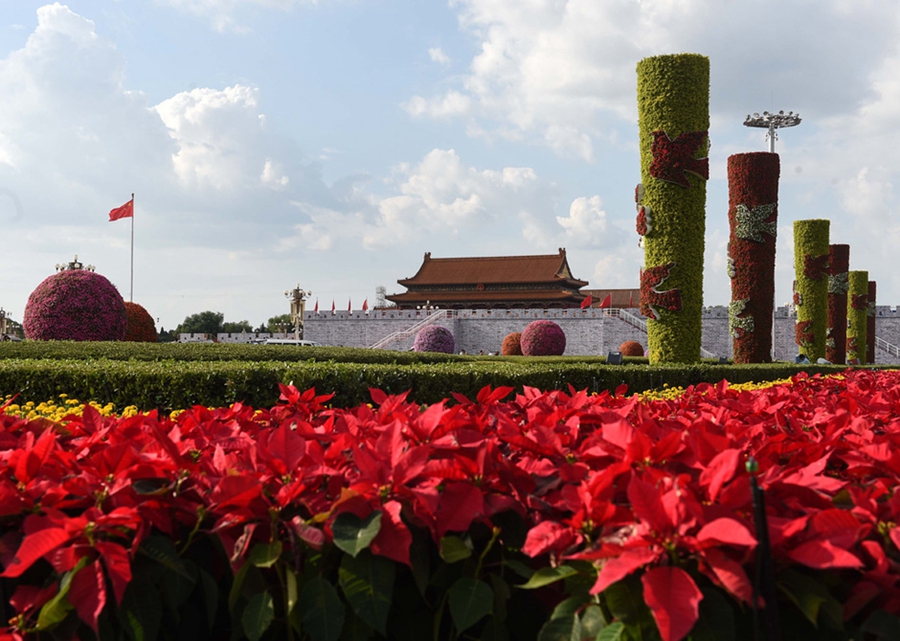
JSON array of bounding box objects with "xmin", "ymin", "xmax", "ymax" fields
[
  {"xmin": 636, "ymin": 53, "xmax": 709, "ymax": 363},
  {"xmin": 826, "ymin": 244, "xmax": 850, "ymax": 364},
  {"xmin": 846, "ymin": 271, "xmax": 869, "ymax": 364},
  {"xmin": 793, "ymin": 219, "xmax": 830, "ymax": 361},
  {"xmin": 726, "ymin": 152, "xmax": 779, "ymax": 363}
]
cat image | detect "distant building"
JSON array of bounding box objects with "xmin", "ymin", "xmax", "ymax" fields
[{"xmin": 387, "ymin": 248, "xmax": 594, "ymax": 309}]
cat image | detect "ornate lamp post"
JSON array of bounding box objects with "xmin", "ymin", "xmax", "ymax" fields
[
  {"xmin": 0, "ymin": 307, "xmax": 7, "ymax": 338},
  {"xmin": 285, "ymin": 285, "xmax": 312, "ymax": 340},
  {"xmin": 55, "ymin": 255, "xmax": 95, "ymax": 272},
  {"xmin": 743, "ymin": 110, "xmax": 801, "ymax": 152}
]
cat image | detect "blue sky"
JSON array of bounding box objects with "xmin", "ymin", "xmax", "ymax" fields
[{"xmin": 1, "ymin": 1, "xmax": 898, "ymax": 331}]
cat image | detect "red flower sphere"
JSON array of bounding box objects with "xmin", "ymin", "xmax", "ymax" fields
[
  {"xmin": 521, "ymin": 320, "xmax": 566, "ymax": 356},
  {"xmin": 619, "ymin": 340, "xmax": 645, "ymax": 357},
  {"xmin": 501, "ymin": 332, "xmax": 523, "ymax": 356},
  {"xmin": 124, "ymin": 302, "xmax": 158, "ymax": 342},
  {"xmin": 24, "ymin": 270, "xmax": 127, "ymax": 341}
]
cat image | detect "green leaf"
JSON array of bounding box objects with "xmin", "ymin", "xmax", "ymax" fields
[
  {"xmin": 298, "ymin": 576, "xmax": 345, "ymax": 641},
  {"xmin": 503, "ymin": 558, "xmax": 535, "ymax": 580},
  {"xmin": 440, "ymin": 535, "xmax": 473, "ymax": 563},
  {"xmin": 519, "ymin": 565, "xmax": 579, "ymax": 590},
  {"xmin": 538, "ymin": 614, "xmax": 582, "ymax": 641},
  {"xmin": 448, "ymin": 577, "xmax": 494, "ymax": 634},
  {"xmin": 121, "ymin": 583, "xmax": 162, "ymax": 641},
  {"xmin": 689, "ymin": 587, "xmax": 735, "ymax": 641},
  {"xmin": 138, "ymin": 535, "xmax": 192, "ymax": 579},
  {"xmin": 778, "ymin": 568, "xmax": 842, "ymax": 628},
  {"xmin": 861, "ymin": 610, "xmax": 900, "ymax": 640},
  {"xmin": 580, "ymin": 604, "xmax": 607, "ymax": 638},
  {"xmin": 241, "ymin": 591, "xmax": 275, "ymax": 641},
  {"xmin": 199, "ymin": 568, "xmax": 219, "ymax": 631},
  {"xmin": 339, "ymin": 551, "xmax": 395, "ymax": 636},
  {"xmin": 596, "ymin": 621, "xmax": 625, "ymax": 641},
  {"xmin": 286, "ymin": 567, "xmax": 299, "ymax": 617},
  {"xmin": 333, "ymin": 511, "xmax": 383, "ymax": 557},
  {"xmin": 248, "ymin": 540, "xmax": 283, "ymax": 568},
  {"xmin": 37, "ymin": 560, "xmax": 85, "ymax": 630},
  {"xmin": 229, "ymin": 562, "xmax": 251, "ymax": 611}
]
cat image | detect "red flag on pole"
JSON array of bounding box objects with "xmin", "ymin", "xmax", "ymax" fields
[
  {"xmin": 362, "ymin": 299, "xmax": 368, "ymax": 312},
  {"xmin": 314, "ymin": 299, "xmax": 318, "ymax": 313},
  {"xmin": 348, "ymin": 298, "xmax": 352, "ymax": 312},
  {"xmin": 580, "ymin": 294, "xmax": 592, "ymax": 309},
  {"xmin": 331, "ymin": 300, "xmax": 335, "ymax": 315},
  {"xmin": 599, "ymin": 294, "xmax": 612, "ymax": 309},
  {"xmin": 108, "ymin": 198, "xmax": 134, "ymax": 221}
]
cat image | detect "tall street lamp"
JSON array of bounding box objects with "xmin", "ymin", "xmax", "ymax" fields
[
  {"xmin": 743, "ymin": 110, "xmax": 801, "ymax": 153},
  {"xmin": 285, "ymin": 285, "xmax": 312, "ymax": 340}
]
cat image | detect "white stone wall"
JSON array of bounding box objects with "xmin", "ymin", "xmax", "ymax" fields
[{"xmin": 297, "ymin": 307, "xmax": 900, "ymax": 363}]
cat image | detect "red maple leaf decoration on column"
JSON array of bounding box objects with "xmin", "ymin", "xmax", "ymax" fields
[
  {"xmin": 640, "ymin": 262, "xmax": 682, "ymax": 320},
  {"xmin": 803, "ymin": 254, "xmax": 829, "ymax": 281},
  {"xmin": 851, "ymin": 293, "xmax": 869, "ymax": 310},
  {"xmin": 649, "ymin": 130, "xmax": 709, "ymax": 188},
  {"xmin": 795, "ymin": 319, "xmax": 815, "ymax": 347}
]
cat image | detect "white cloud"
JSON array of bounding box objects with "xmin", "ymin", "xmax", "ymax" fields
[
  {"xmin": 403, "ymin": 90, "xmax": 471, "ymax": 119},
  {"xmin": 160, "ymin": 0, "xmax": 314, "ymax": 33},
  {"xmin": 428, "ymin": 47, "xmax": 451, "ymax": 66}
]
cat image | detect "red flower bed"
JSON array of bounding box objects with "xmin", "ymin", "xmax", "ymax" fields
[{"xmin": 3, "ymin": 371, "xmax": 900, "ymax": 639}]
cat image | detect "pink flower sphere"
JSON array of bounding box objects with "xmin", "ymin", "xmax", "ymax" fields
[
  {"xmin": 24, "ymin": 270, "xmax": 127, "ymax": 341},
  {"xmin": 521, "ymin": 320, "xmax": 566, "ymax": 356}
]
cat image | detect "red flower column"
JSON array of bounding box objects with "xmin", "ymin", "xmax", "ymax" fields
[
  {"xmin": 868, "ymin": 281, "xmax": 877, "ymax": 364},
  {"xmin": 826, "ymin": 244, "xmax": 850, "ymax": 364},
  {"xmin": 726, "ymin": 152, "xmax": 779, "ymax": 363}
]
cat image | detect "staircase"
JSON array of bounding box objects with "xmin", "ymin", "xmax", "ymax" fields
[
  {"xmin": 604, "ymin": 308, "xmax": 717, "ymax": 359},
  {"xmin": 875, "ymin": 336, "xmax": 900, "ymax": 359},
  {"xmin": 369, "ymin": 310, "xmax": 453, "ymax": 350}
]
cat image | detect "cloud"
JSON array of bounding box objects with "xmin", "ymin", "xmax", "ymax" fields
[
  {"xmin": 159, "ymin": 0, "xmax": 314, "ymax": 33},
  {"xmin": 414, "ymin": 0, "xmax": 900, "ymax": 160},
  {"xmin": 428, "ymin": 47, "xmax": 451, "ymax": 66}
]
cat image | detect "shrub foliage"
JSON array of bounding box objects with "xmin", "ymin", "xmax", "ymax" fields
[{"xmin": 123, "ymin": 302, "xmax": 158, "ymax": 342}]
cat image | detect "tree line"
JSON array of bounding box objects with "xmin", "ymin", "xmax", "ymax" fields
[{"xmin": 159, "ymin": 311, "xmax": 294, "ymax": 342}]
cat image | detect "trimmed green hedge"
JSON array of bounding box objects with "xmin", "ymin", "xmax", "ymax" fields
[
  {"xmin": 637, "ymin": 53, "xmax": 709, "ymax": 364},
  {"xmin": 0, "ymin": 357, "xmax": 853, "ymax": 411}
]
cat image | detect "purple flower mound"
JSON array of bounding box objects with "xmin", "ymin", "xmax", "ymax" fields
[
  {"xmin": 521, "ymin": 320, "xmax": 566, "ymax": 356},
  {"xmin": 24, "ymin": 270, "xmax": 127, "ymax": 341},
  {"xmin": 413, "ymin": 325, "xmax": 455, "ymax": 354}
]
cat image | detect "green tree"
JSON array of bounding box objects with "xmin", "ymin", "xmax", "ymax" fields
[
  {"xmin": 175, "ymin": 311, "xmax": 224, "ymax": 335},
  {"xmin": 266, "ymin": 313, "xmax": 293, "ymax": 333},
  {"xmin": 222, "ymin": 320, "xmax": 253, "ymax": 333}
]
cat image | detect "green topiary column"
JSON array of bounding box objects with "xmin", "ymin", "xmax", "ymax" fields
[
  {"xmin": 846, "ymin": 271, "xmax": 869, "ymax": 364},
  {"xmin": 726, "ymin": 152, "xmax": 779, "ymax": 363},
  {"xmin": 867, "ymin": 281, "xmax": 877, "ymax": 364},
  {"xmin": 793, "ymin": 219, "xmax": 830, "ymax": 361},
  {"xmin": 825, "ymin": 244, "xmax": 850, "ymax": 364},
  {"xmin": 636, "ymin": 53, "xmax": 709, "ymax": 364}
]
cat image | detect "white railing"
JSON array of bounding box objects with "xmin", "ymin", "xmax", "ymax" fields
[
  {"xmin": 876, "ymin": 336, "xmax": 900, "ymax": 358},
  {"xmin": 604, "ymin": 308, "xmax": 717, "ymax": 359},
  {"xmin": 369, "ymin": 310, "xmax": 453, "ymax": 349}
]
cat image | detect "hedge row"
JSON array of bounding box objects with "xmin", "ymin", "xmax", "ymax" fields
[
  {"xmin": 0, "ymin": 357, "xmax": 849, "ymax": 411},
  {"xmin": 0, "ymin": 341, "xmax": 470, "ymax": 364}
]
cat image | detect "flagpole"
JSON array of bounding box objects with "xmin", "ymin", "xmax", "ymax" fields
[{"xmin": 130, "ymin": 193, "xmax": 134, "ymax": 302}]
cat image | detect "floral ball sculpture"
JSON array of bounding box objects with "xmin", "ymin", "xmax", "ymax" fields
[
  {"xmin": 521, "ymin": 320, "xmax": 566, "ymax": 356},
  {"xmin": 412, "ymin": 325, "xmax": 455, "ymax": 354},
  {"xmin": 826, "ymin": 244, "xmax": 850, "ymax": 364},
  {"xmin": 846, "ymin": 270, "xmax": 869, "ymax": 364},
  {"xmin": 501, "ymin": 332, "xmax": 523, "ymax": 356},
  {"xmin": 793, "ymin": 219, "xmax": 830, "ymax": 361},
  {"xmin": 619, "ymin": 340, "xmax": 645, "ymax": 357},
  {"xmin": 637, "ymin": 53, "xmax": 709, "ymax": 363},
  {"xmin": 727, "ymin": 152, "xmax": 779, "ymax": 363},
  {"xmin": 123, "ymin": 302, "xmax": 158, "ymax": 342},
  {"xmin": 868, "ymin": 281, "xmax": 877, "ymax": 364},
  {"xmin": 23, "ymin": 269, "xmax": 126, "ymax": 341}
]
